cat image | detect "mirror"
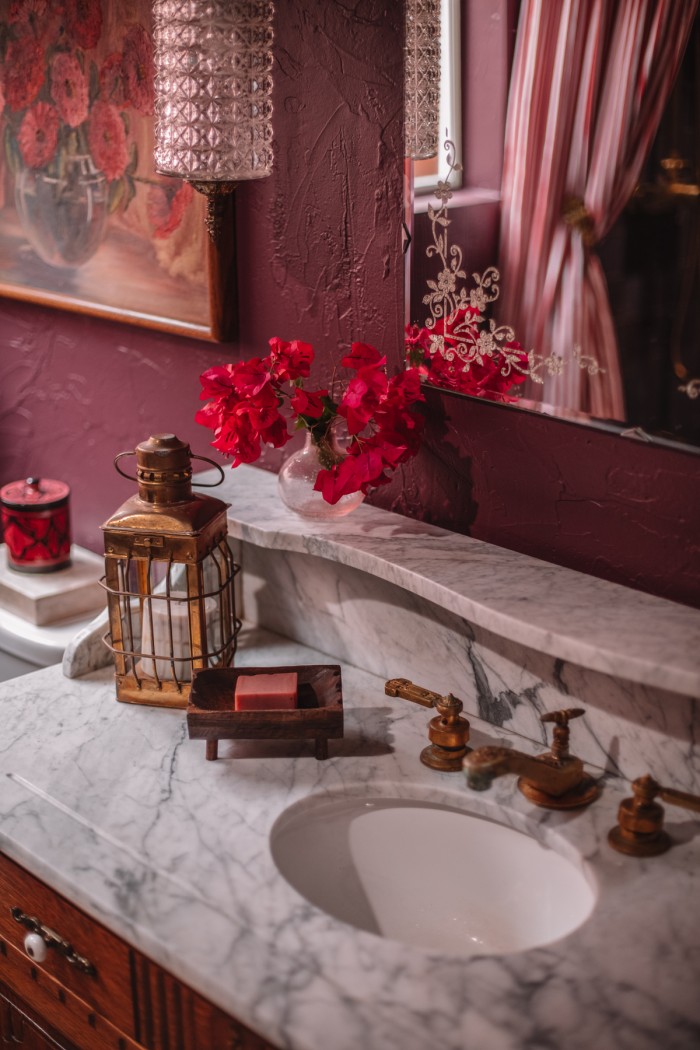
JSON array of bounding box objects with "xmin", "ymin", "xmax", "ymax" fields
[{"xmin": 405, "ymin": 0, "xmax": 700, "ymax": 451}]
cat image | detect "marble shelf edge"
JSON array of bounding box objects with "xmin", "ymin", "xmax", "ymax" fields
[
  {"xmin": 210, "ymin": 465, "xmax": 698, "ymax": 700},
  {"xmin": 62, "ymin": 464, "xmax": 698, "ymax": 701}
]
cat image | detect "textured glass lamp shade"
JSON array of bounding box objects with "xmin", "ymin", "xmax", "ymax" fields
[
  {"xmin": 153, "ymin": 0, "xmax": 274, "ymax": 183},
  {"xmin": 404, "ymin": 0, "xmax": 441, "ymax": 160}
]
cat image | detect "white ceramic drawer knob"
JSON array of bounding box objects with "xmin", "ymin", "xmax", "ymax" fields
[{"xmin": 23, "ymin": 932, "xmax": 48, "ymax": 962}]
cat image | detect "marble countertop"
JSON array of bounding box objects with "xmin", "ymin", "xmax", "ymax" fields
[{"xmin": 2, "ymin": 627, "xmax": 699, "ymax": 1050}]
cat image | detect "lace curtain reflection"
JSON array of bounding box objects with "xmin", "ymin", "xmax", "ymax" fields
[{"xmin": 498, "ymin": 0, "xmax": 698, "ymax": 419}]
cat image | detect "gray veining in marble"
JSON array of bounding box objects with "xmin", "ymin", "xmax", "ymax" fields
[
  {"xmin": 241, "ymin": 542, "xmax": 700, "ymax": 793},
  {"xmin": 64, "ymin": 465, "xmax": 700, "ymax": 794},
  {"xmin": 2, "ymin": 630, "xmax": 700, "ymax": 1050},
  {"xmin": 214, "ymin": 465, "xmax": 700, "ymax": 697}
]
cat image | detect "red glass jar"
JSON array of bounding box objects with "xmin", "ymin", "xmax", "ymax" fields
[{"xmin": 0, "ymin": 477, "xmax": 72, "ymax": 573}]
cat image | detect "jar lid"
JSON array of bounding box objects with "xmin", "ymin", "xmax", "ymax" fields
[{"xmin": 0, "ymin": 477, "xmax": 70, "ymax": 510}]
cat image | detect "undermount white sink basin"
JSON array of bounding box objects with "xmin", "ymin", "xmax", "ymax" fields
[{"xmin": 270, "ymin": 794, "xmax": 596, "ymax": 955}]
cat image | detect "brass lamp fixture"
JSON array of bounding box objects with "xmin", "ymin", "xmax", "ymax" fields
[
  {"xmin": 101, "ymin": 434, "xmax": 241, "ymax": 709},
  {"xmin": 152, "ymin": 1, "xmax": 275, "ymax": 241}
]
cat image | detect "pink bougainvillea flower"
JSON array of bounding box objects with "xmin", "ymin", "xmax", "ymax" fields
[
  {"xmin": 290, "ymin": 387, "xmax": 328, "ymax": 420},
  {"xmin": 337, "ymin": 345, "xmax": 389, "ymax": 435},
  {"xmin": 99, "ymin": 52, "xmax": 127, "ymax": 105},
  {"xmin": 202, "ymin": 384, "xmax": 290, "ymax": 468},
  {"xmin": 146, "ymin": 182, "xmax": 194, "ymax": 239},
  {"xmin": 340, "ymin": 342, "xmax": 384, "ymax": 372},
  {"xmin": 87, "ymin": 100, "xmax": 128, "ymax": 180},
  {"xmin": 196, "ymin": 358, "xmax": 293, "ymax": 469},
  {"xmin": 50, "ymin": 52, "xmax": 89, "ymax": 128},
  {"xmin": 266, "ymin": 338, "xmax": 313, "ymax": 382},
  {"xmin": 63, "ymin": 0, "xmax": 103, "ymax": 51},
  {"xmin": 17, "ymin": 101, "xmax": 59, "ymax": 168},
  {"xmin": 313, "ymin": 456, "xmax": 366, "ymax": 504},
  {"xmin": 232, "ymin": 357, "xmax": 273, "ymax": 398},
  {"xmin": 3, "ymin": 37, "xmax": 44, "ymax": 111},
  {"xmin": 314, "ymin": 445, "xmax": 389, "ymax": 504},
  {"xmin": 198, "ymin": 363, "xmax": 237, "ymax": 400},
  {"xmin": 122, "ymin": 24, "xmax": 154, "ymax": 115}
]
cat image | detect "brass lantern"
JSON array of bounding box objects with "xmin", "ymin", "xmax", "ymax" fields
[{"xmin": 101, "ymin": 434, "xmax": 240, "ymax": 709}]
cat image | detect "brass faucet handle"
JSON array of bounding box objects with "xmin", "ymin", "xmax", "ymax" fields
[
  {"xmin": 540, "ymin": 708, "xmax": 585, "ymax": 726},
  {"xmin": 384, "ymin": 678, "xmax": 469, "ymax": 773},
  {"xmin": 384, "ymin": 678, "xmax": 443, "ymax": 709},
  {"xmin": 540, "ymin": 708, "xmax": 586, "ymax": 762},
  {"xmin": 608, "ymin": 774, "xmax": 700, "ymax": 857},
  {"xmin": 657, "ymin": 781, "xmax": 700, "ymax": 815}
]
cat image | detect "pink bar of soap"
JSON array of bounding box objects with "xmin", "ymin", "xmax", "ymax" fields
[{"xmin": 234, "ymin": 672, "xmax": 298, "ymax": 711}]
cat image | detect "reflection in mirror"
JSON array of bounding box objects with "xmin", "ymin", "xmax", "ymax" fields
[{"xmin": 405, "ymin": 1, "xmax": 700, "ymax": 449}]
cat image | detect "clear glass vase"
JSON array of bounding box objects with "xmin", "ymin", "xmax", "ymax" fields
[
  {"xmin": 277, "ymin": 428, "xmax": 365, "ymax": 521},
  {"xmin": 15, "ymin": 154, "xmax": 108, "ymax": 268}
]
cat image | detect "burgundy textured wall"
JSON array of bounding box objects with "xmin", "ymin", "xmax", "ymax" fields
[
  {"xmin": 396, "ymin": 389, "xmax": 700, "ymax": 610},
  {"xmin": 0, "ymin": 2, "xmax": 404, "ymax": 547},
  {"xmin": 0, "ymin": 1, "xmax": 698, "ymax": 610}
]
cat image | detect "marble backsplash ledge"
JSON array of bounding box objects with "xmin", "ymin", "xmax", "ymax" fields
[
  {"xmin": 219, "ymin": 466, "xmax": 700, "ymax": 699},
  {"xmin": 239, "ymin": 541, "xmax": 700, "ymax": 793},
  {"xmin": 63, "ymin": 464, "xmax": 700, "ymax": 794}
]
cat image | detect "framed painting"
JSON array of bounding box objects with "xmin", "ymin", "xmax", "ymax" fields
[{"xmin": 0, "ymin": 0, "xmax": 235, "ymax": 341}]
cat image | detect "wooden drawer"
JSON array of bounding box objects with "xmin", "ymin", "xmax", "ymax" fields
[
  {"xmin": 0, "ymin": 854, "xmax": 137, "ymax": 1040},
  {"xmin": 0, "ymin": 853, "xmax": 279, "ymax": 1050}
]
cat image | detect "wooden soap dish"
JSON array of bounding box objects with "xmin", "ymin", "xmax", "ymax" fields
[{"xmin": 187, "ymin": 664, "xmax": 343, "ymax": 761}]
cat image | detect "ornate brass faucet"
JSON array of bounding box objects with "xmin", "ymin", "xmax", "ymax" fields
[
  {"xmin": 385, "ymin": 678, "xmax": 470, "ymax": 772},
  {"xmin": 463, "ymin": 708, "xmax": 599, "ymax": 809},
  {"xmin": 608, "ymin": 774, "xmax": 700, "ymax": 856}
]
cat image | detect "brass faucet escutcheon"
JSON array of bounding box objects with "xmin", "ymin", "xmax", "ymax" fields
[
  {"xmin": 385, "ymin": 677, "xmax": 470, "ymax": 772},
  {"xmin": 608, "ymin": 774, "xmax": 700, "ymax": 857},
  {"xmin": 463, "ymin": 707, "xmax": 599, "ymax": 809}
]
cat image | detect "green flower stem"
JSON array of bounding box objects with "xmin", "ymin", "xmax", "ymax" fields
[{"xmin": 313, "ymin": 430, "xmax": 345, "ymax": 471}]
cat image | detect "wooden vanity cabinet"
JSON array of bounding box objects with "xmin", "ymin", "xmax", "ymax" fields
[{"xmin": 0, "ymin": 853, "xmax": 277, "ymax": 1050}]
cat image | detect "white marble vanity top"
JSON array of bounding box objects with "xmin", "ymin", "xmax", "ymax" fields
[
  {"xmin": 215, "ymin": 466, "xmax": 700, "ymax": 698},
  {"xmin": 2, "ymin": 627, "xmax": 699, "ymax": 1050}
]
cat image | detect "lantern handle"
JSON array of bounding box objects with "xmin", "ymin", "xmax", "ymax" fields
[
  {"xmin": 113, "ymin": 451, "xmax": 138, "ymax": 481},
  {"xmin": 113, "ymin": 451, "xmax": 225, "ymax": 487},
  {"xmin": 191, "ymin": 456, "xmax": 226, "ymax": 487}
]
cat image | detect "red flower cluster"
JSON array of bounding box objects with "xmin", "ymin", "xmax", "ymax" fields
[
  {"xmin": 314, "ymin": 344, "xmax": 425, "ymax": 505},
  {"xmin": 197, "ymin": 339, "xmax": 425, "ymax": 504},
  {"xmin": 196, "ymin": 339, "xmax": 315, "ymax": 468},
  {"xmin": 406, "ymin": 308, "xmax": 529, "ymax": 403},
  {"xmin": 1, "ymin": 1, "xmax": 163, "ymax": 229}
]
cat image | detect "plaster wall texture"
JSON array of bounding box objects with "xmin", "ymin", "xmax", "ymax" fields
[{"xmin": 0, "ymin": 0, "xmax": 697, "ymax": 608}]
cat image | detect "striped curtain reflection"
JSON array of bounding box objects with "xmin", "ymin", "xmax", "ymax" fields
[{"xmin": 498, "ymin": 0, "xmax": 698, "ymax": 418}]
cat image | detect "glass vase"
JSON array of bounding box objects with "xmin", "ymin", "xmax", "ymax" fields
[
  {"xmin": 277, "ymin": 428, "xmax": 365, "ymax": 521},
  {"xmin": 14, "ymin": 154, "xmax": 108, "ymax": 268}
]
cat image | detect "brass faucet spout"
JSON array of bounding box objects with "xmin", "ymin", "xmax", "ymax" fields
[
  {"xmin": 463, "ymin": 708, "xmax": 599, "ymax": 810},
  {"xmin": 464, "ymin": 746, "xmax": 583, "ymax": 796}
]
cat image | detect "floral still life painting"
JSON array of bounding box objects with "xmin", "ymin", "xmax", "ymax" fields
[{"xmin": 0, "ymin": 0, "xmax": 223, "ymax": 339}]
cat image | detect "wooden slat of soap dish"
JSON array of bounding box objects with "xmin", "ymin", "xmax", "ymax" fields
[{"xmin": 187, "ymin": 664, "xmax": 343, "ymax": 761}]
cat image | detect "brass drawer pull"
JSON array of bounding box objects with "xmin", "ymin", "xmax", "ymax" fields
[{"xmin": 11, "ymin": 907, "xmax": 97, "ymax": 976}]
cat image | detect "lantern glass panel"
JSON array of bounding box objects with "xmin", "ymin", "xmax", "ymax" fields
[{"xmin": 110, "ymin": 539, "xmax": 238, "ymax": 690}]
